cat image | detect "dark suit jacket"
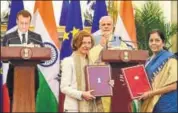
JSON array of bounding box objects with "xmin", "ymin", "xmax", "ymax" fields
[
  {"xmin": 2, "ymin": 30, "xmax": 43, "ymax": 106},
  {"xmin": 2, "ymin": 30, "xmax": 43, "ymax": 46}
]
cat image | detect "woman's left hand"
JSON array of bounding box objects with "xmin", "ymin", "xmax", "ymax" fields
[
  {"xmin": 137, "ymin": 91, "xmax": 153, "ymax": 100},
  {"xmin": 109, "ymin": 80, "xmax": 114, "ymax": 87}
]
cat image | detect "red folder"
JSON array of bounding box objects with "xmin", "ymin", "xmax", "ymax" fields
[
  {"xmin": 121, "ymin": 65, "xmax": 151, "ymax": 99},
  {"xmin": 85, "ymin": 65, "xmax": 113, "ymax": 97}
]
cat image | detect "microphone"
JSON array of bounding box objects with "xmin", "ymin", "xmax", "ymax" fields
[
  {"xmin": 28, "ymin": 37, "xmax": 44, "ymax": 47},
  {"xmin": 106, "ymin": 36, "xmax": 133, "ymax": 50},
  {"xmin": 118, "ymin": 36, "xmax": 141, "ymax": 50},
  {"xmin": 4, "ymin": 37, "xmax": 19, "ymax": 46},
  {"xmin": 2, "ymin": 37, "xmax": 20, "ymax": 63}
]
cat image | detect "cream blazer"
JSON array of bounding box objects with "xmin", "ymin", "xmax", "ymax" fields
[{"xmin": 60, "ymin": 56, "xmax": 83, "ymax": 112}]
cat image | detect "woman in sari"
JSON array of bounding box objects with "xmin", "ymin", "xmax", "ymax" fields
[
  {"xmin": 60, "ymin": 30, "xmax": 104, "ymax": 112},
  {"xmin": 139, "ymin": 29, "xmax": 177, "ymax": 112}
]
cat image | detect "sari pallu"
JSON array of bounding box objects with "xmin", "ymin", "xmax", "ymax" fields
[{"xmin": 141, "ymin": 50, "xmax": 177, "ymax": 112}]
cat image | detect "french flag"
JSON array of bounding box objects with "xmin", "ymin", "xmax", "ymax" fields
[{"xmin": 2, "ymin": 0, "xmax": 24, "ymax": 112}]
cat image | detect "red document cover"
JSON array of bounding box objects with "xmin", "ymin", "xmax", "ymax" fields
[
  {"xmin": 85, "ymin": 65, "xmax": 113, "ymax": 97},
  {"xmin": 121, "ymin": 65, "xmax": 151, "ymax": 99}
]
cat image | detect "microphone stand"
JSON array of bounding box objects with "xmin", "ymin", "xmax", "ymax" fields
[{"xmin": 118, "ymin": 36, "xmax": 142, "ymax": 50}]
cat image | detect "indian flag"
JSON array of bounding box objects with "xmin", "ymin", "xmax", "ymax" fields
[
  {"xmin": 33, "ymin": 1, "xmax": 60, "ymax": 112},
  {"xmin": 114, "ymin": 1, "xmax": 139, "ymax": 112},
  {"xmin": 114, "ymin": 1, "xmax": 137, "ymax": 48}
]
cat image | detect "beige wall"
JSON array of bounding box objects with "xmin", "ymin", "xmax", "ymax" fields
[{"xmin": 170, "ymin": 1, "xmax": 177, "ymax": 53}]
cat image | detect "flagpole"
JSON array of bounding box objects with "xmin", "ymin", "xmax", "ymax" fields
[{"xmin": 107, "ymin": 1, "xmax": 119, "ymax": 27}]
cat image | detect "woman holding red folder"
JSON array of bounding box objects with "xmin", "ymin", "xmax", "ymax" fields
[
  {"xmin": 60, "ymin": 30, "xmax": 104, "ymax": 112},
  {"xmin": 139, "ymin": 29, "xmax": 177, "ymax": 112}
]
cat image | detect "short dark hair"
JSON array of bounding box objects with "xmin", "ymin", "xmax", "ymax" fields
[
  {"xmin": 72, "ymin": 30, "xmax": 95, "ymax": 51},
  {"xmin": 16, "ymin": 10, "xmax": 32, "ymax": 20}
]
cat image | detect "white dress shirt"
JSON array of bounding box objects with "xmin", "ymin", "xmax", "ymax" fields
[{"xmin": 18, "ymin": 30, "xmax": 28, "ymax": 44}]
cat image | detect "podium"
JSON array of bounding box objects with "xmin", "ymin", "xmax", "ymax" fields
[
  {"xmin": 101, "ymin": 50, "xmax": 149, "ymax": 112},
  {"xmin": 1, "ymin": 47, "xmax": 51, "ymax": 112}
]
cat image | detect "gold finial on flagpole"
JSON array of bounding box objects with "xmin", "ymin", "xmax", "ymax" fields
[{"xmin": 107, "ymin": 1, "xmax": 119, "ymax": 26}]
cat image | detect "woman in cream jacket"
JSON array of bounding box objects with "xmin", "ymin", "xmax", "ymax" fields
[{"xmin": 60, "ymin": 30, "xmax": 103, "ymax": 112}]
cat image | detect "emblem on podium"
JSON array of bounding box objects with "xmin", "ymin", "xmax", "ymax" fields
[
  {"xmin": 120, "ymin": 50, "xmax": 131, "ymax": 62},
  {"xmin": 20, "ymin": 47, "xmax": 32, "ymax": 59}
]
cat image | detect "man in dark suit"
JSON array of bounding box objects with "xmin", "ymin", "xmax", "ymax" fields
[
  {"xmin": 2, "ymin": 10, "xmax": 43, "ymax": 46},
  {"xmin": 2, "ymin": 10, "xmax": 43, "ymax": 111}
]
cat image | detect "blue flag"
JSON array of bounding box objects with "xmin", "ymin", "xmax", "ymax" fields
[
  {"xmin": 7, "ymin": 0, "xmax": 24, "ymax": 30},
  {"xmin": 60, "ymin": 0, "xmax": 83, "ymax": 60},
  {"xmin": 91, "ymin": 0, "xmax": 107, "ymax": 33},
  {"xmin": 59, "ymin": 0, "xmax": 70, "ymax": 26}
]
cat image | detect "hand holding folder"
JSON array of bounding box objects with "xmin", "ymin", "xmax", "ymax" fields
[
  {"xmin": 85, "ymin": 65, "xmax": 113, "ymax": 97},
  {"xmin": 121, "ymin": 65, "xmax": 151, "ymax": 99},
  {"xmin": 82, "ymin": 90, "xmax": 96, "ymax": 101}
]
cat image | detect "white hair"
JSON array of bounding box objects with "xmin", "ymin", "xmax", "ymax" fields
[{"xmin": 99, "ymin": 16, "xmax": 113, "ymax": 24}]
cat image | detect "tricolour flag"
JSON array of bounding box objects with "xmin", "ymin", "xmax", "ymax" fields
[
  {"xmin": 59, "ymin": 0, "xmax": 70, "ymax": 26},
  {"xmin": 59, "ymin": 0, "xmax": 83, "ymax": 112},
  {"xmin": 33, "ymin": 1, "xmax": 60, "ymax": 112},
  {"xmin": 2, "ymin": 0, "xmax": 24, "ymax": 112},
  {"xmin": 114, "ymin": 1, "xmax": 137, "ymax": 48},
  {"xmin": 114, "ymin": 1, "xmax": 139, "ymax": 112},
  {"xmin": 91, "ymin": 0, "xmax": 107, "ymax": 33},
  {"xmin": 2, "ymin": 62, "xmax": 10, "ymax": 113}
]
